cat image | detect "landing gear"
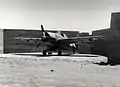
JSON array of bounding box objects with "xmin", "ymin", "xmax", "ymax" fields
[
  {"xmin": 58, "ymin": 51, "xmax": 62, "ymax": 56},
  {"xmin": 42, "ymin": 50, "xmax": 47, "ymax": 56},
  {"xmin": 68, "ymin": 50, "xmax": 75, "ymax": 55},
  {"xmin": 48, "ymin": 52, "xmax": 52, "ymax": 55},
  {"xmin": 42, "ymin": 50, "xmax": 52, "ymax": 56},
  {"xmin": 69, "ymin": 51, "xmax": 73, "ymax": 56},
  {"xmin": 73, "ymin": 50, "xmax": 75, "ymax": 54}
]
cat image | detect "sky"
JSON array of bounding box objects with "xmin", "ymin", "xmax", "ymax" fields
[{"xmin": 0, "ymin": 0, "xmax": 120, "ymax": 33}]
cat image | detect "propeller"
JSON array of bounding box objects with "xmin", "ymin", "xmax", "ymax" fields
[
  {"xmin": 37, "ymin": 25, "xmax": 48, "ymax": 49},
  {"xmin": 36, "ymin": 25, "xmax": 44, "ymax": 49},
  {"xmin": 37, "ymin": 42, "xmax": 41, "ymax": 48},
  {"xmin": 41, "ymin": 25, "xmax": 46, "ymax": 40},
  {"xmin": 41, "ymin": 25, "xmax": 50, "ymax": 41}
]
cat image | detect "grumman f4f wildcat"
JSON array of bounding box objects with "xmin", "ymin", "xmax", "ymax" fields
[{"xmin": 15, "ymin": 25, "xmax": 102, "ymax": 56}]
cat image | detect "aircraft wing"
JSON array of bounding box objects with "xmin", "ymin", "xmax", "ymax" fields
[
  {"xmin": 58, "ymin": 35, "xmax": 103, "ymax": 43},
  {"xmin": 14, "ymin": 37, "xmax": 42, "ymax": 41}
]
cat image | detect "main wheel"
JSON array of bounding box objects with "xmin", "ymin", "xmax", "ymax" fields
[
  {"xmin": 42, "ymin": 50, "xmax": 47, "ymax": 56},
  {"xmin": 73, "ymin": 50, "xmax": 75, "ymax": 54},
  {"xmin": 58, "ymin": 51, "xmax": 62, "ymax": 56}
]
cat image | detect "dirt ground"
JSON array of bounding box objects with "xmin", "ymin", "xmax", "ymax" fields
[{"xmin": 0, "ymin": 53, "xmax": 119, "ymax": 87}]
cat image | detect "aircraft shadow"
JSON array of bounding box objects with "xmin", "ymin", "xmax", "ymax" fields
[{"xmin": 14, "ymin": 53, "xmax": 99, "ymax": 57}]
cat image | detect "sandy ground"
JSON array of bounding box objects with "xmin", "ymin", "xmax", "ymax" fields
[{"xmin": 0, "ymin": 53, "xmax": 119, "ymax": 87}]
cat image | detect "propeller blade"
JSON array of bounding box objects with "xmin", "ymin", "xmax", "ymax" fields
[
  {"xmin": 41, "ymin": 25, "xmax": 50, "ymax": 41},
  {"xmin": 41, "ymin": 25, "xmax": 46, "ymax": 38},
  {"xmin": 37, "ymin": 42, "xmax": 41, "ymax": 48}
]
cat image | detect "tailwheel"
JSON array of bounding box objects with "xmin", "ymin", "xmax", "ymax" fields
[
  {"xmin": 48, "ymin": 52, "xmax": 52, "ymax": 55},
  {"xmin": 42, "ymin": 50, "xmax": 47, "ymax": 56},
  {"xmin": 58, "ymin": 50, "xmax": 62, "ymax": 56}
]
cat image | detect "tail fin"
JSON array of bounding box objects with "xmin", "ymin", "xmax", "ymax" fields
[{"xmin": 57, "ymin": 31, "xmax": 61, "ymax": 34}]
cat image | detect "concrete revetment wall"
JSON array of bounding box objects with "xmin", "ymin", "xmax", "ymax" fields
[
  {"xmin": 0, "ymin": 29, "xmax": 3, "ymax": 53},
  {"xmin": 4, "ymin": 29, "xmax": 42, "ymax": 53},
  {"xmin": 3, "ymin": 29, "xmax": 80, "ymax": 53},
  {"xmin": 110, "ymin": 12, "xmax": 120, "ymax": 37}
]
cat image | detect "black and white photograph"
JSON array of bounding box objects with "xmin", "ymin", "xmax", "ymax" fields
[{"xmin": 0, "ymin": 0, "xmax": 120, "ymax": 87}]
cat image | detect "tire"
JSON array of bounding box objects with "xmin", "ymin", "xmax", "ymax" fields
[
  {"xmin": 73, "ymin": 50, "xmax": 75, "ymax": 54},
  {"xmin": 43, "ymin": 50, "xmax": 47, "ymax": 56},
  {"xmin": 58, "ymin": 51, "xmax": 62, "ymax": 56}
]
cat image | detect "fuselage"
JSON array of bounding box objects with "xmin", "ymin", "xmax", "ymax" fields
[
  {"xmin": 40, "ymin": 31, "xmax": 77, "ymax": 52},
  {"xmin": 38, "ymin": 25, "xmax": 79, "ymax": 55},
  {"xmin": 47, "ymin": 32, "xmax": 68, "ymax": 40}
]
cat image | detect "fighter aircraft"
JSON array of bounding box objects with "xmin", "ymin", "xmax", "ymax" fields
[{"xmin": 15, "ymin": 25, "xmax": 102, "ymax": 56}]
